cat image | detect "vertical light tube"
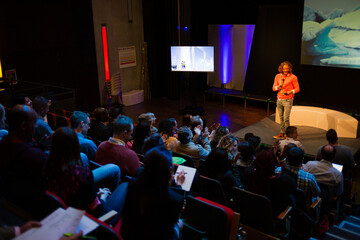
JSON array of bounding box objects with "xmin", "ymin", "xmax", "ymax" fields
[{"xmin": 0, "ymin": 59, "xmax": 3, "ymax": 78}]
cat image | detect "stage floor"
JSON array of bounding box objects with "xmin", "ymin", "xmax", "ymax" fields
[{"xmin": 233, "ymin": 114, "xmax": 360, "ymax": 157}]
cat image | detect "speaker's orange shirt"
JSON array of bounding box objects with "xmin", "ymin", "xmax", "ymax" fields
[{"xmin": 272, "ymin": 73, "xmax": 300, "ymax": 100}]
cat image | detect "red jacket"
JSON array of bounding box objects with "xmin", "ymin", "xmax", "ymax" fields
[{"xmin": 272, "ymin": 73, "xmax": 300, "ymax": 100}]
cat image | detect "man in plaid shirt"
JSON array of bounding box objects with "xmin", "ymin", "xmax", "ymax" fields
[{"xmin": 276, "ymin": 147, "xmax": 320, "ymax": 207}]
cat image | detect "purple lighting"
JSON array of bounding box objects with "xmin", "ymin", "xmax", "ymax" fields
[
  {"xmin": 219, "ymin": 25, "xmax": 233, "ymax": 85},
  {"xmin": 244, "ymin": 25, "xmax": 256, "ymax": 75}
]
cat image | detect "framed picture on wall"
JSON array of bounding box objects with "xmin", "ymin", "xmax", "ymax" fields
[{"xmin": 5, "ymin": 69, "xmax": 17, "ymax": 85}]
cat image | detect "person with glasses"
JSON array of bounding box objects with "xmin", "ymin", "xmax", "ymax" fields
[
  {"xmin": 272, "ymin": 61, "xmax": 300, "ymax": 140},
  {"xmin": 70, "ymin": 111, "xmax": 97, "ymax": 162}
]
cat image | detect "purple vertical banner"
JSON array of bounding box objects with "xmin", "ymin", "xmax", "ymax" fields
[{"xmin": 219, "ymin": 25, "xmax": 233, "ymax": 85}]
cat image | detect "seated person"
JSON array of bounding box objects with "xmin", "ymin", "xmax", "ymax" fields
[
  {"xmin": 216, "ymin": 134, "xmax": 239, "ymax": 162},
  {"xmin": 278, "ymin": 147, "xmax": 320, "ymax": 207},
  {"xmin": 233, "ymin": 141, "xmax": 255, "ymax": 190},
  {"xmin": 138, "ymin": 112, "xmax": 157, "ymax": 133},
  {"xmin": 131, "ymin": 121, "xmax": 151, "ymax": 154},
  {"xmin": 303, "ymin": 144, "xmax": 344, "ymax": 198},
  {"xmin": 316, "ymin": 129, "xmax": 355, "ymax": 179},
  {"xmin": 158, "ymin": 118, "xmax": 178, "ymax": 151},
  {"xmin": 70, "ymin": 111, "xmax": 97, "ymax": 162},
  {"xmin": 96, "ymin": 115, "xmax": 141, "ymax": 180},
  {"xmin": 252, "ymin": 149, "xmax": 297, "ymax": 216},
  {"xmin": 32, "ymin": 96, "xmax": 53, "ymax": 144},
  {"xmin": 0, "ymin": 105, "xmax": 49, "ymax": 219},
  {"xmin": 198, "ymin": 147, "xmax": 241, "ymax": 201},
  {"xmin": 210, "ymin": 126, "xmax": 230, "ymax": 150},
  {"xmin": 87, "ymin": 107, "xmax": 111, "ymax": 145},
  {"xmin": 121, "ymin": 145, "xmax": 184, "ymax": 240},
  {"xmin": 174, "ymin": 126, "xmax": 211, "ymax": 163},
  {"xmin": 46, "ymin": 127, "xmax": 127, "ymax": 218},
  {"xmin": 278, "ymin": 126, "xmax": 304, "ymax": 154}
]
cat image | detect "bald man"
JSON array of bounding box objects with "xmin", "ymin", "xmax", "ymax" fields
[
  {"xmin": 303, "ymin": 144, "xmax": 343, "ymax": 197},
  {"xmin": 0, "ymin": 105, "xmax": 48, "ymax": 219}
]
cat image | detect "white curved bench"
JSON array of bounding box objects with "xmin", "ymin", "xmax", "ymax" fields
[{"xmin": 275, "ymin": 106, "xmax": 358, "ymax": 138}]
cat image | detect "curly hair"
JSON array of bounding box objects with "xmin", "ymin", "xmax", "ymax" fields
[
  {"xmin": 217, "ymin": 134, "xmax": 238, "ymax": 155},
  {"xmin": 278, "ymin": 61, "xmax": 293, "ymax": 74}
]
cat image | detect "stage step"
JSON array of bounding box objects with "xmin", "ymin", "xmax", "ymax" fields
[{"xmin": 325, "ymin": 216, "xmax": 360, "ymax": 240}]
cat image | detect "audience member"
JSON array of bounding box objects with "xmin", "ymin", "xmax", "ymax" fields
[
  {"xmin": 316, "ymin": 129, "xmax": 355, "ymax": 179},
  {"xmin": 70, "ymin": 111, "xmax": 97, "ymax": 162},
  {"xmin": 158, "ymin": 118, "xmax": 178, "ymax": 151},
  {"xmin": 190, "ymin": 115, "xmax": 210, "ymax": 146},
  {"xmin": 234, "ymin": 141, "xmax": 255, "ymax": 190},
  {"xmin": 210, "ymin": 126, "xmax": 230, "ymax": 150},
  {"xmin": 46, "ymin": 127, "xmax": 127, "ymax": 218},
  {"xmin": 121, "ymin": 146, "xmax": 184, "ymax": 240},
  {"xmin": 12, "ymin": 93, "xmax": 32, "ymax": 108},
  {"xmin": 174, "ymin": 126, "xmax": 211, "ymax": 163},
  {"xmin": 285, "ymin": 147, "xmax": 320, "ymax": 207},
  {"xmin": 244, "ymin": 132, "xmax": 254, "ymax": 141},
  {"xmin": 216, "ymin": 134, "xmax": 239, "ymax": 162},
  {"xmin": 87, "ymin": 107, "xmax": 111, "ymax": 145},
  {"xmin": 0, "ymin": 105, "xmax": 48, "ymax": 219},
  {"xmin": 108, "ymin": 104, "xmax": 124, "ymax": 136},
  {"xmin": 252, "ymin": 149, "xmax": 297, "ymax": 216},
  {"xmin": 278, "ymin": 126, "xmax": 304, "ymax": 153},
  {"xmin": 138, "ymin": 112, "xmax": 157, "ymax": 133},
  {"xmin": 247, "ymin": 135, "xmax": 262, "ymax": 155},
  {"xmin": 199, "ymin": 147, "xmax": 241, "ymax": 201},
  {"xmin": 303, "ymin": 144, "xmax": 344, "ymax": 198},
  {"xmin": 0, "ymin": 104, "xmax": 8, "ymax": 141},
  {"xmin": 96, "ymin": 115, "xmax": 141, "ymax": 180},
  {"xmin": 32, "ymin": 96, "xmax": 53, "ymax": 143},
  {"xmin": 142, "ymin": 133, "xmax": 165, "ymax": 154},
  {"xmin": 132, "ymin": 120, "xmax": 151, "ymax": 154},
  {"xmin": 169, "ymin": 117, "xmax": 178, "ymax": 137},
  {"xmin": 0, "ymin": 221, "xmax": 41, "ymax": 240}
]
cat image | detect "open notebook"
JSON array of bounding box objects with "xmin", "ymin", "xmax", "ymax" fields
[{"xmin": 174, "ymin": 165, "xmax": 197, "ymax": 192}]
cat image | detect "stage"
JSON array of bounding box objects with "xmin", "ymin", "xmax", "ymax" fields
[{"xmin": 233, "ymin": 114, "xmax": 360, "ymax": 158}]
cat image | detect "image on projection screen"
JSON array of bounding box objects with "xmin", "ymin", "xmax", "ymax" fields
[
  {"xmin": 301, "ymin": 0, "xmax": 360, "ymax": 69},
  {"xmin": 170, "ymin": 46, "xmax": 214, "ymax": 72}
]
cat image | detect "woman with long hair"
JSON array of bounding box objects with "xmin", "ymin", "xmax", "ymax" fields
[
  {"xmin": 132, "ymin": 120, "xmax": 151, "ymax": 154},
  {"xmin": 46, "ymin": 127, "xmax": 127, "ymax": 218},
  {"xmin": 121, "ymin": 145, "xmax": 184, "ymax": 239}
]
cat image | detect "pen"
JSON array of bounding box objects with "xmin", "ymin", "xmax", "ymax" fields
[
  {"xmin": 176, "ymin": 172, "xmax": 187, "ymax": 174},
  {"xmin": 63, "ymin": 233, "xmax": 97, "ymax": 239}
]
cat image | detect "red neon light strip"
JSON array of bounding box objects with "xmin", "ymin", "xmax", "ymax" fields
[{"xmin": 101, "ymin": 25, "xmax": 110, "ymax": 81}]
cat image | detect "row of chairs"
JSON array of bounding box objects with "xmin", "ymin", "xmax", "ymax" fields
[{"xmin": 168, "ymin": 151, "xmax": 325, "ymax": 239}]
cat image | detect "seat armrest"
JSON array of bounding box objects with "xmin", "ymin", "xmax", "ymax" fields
[
  {"xmin": 310, "ymin": 197, "xmax": 322, "ymax": 209},
  {"xmin": 277, "ymin": 206, "xmax": 292, "ymax": 220},
  {"xmin": 229, "ymin": 212, "xmax": 240, "ymax": 240},
  {"xmin": 98, "ymin": 210, "xmax": 118, "ymax": 223}
]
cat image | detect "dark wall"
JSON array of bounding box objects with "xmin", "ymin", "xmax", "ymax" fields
[
  {"xmin": 0, "ymin": 1, "xmax": 99, "ymax": 111},
  {"xmin": 244, "ymin": 3, "xmax": 360, "ymax": 113}
]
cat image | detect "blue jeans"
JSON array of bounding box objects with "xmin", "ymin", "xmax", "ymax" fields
[
  {"xmin": 103, "ymin": 182, "xmax": 128, "ymax": 224},
  {"xmin": 277, "ymin": 99, "xmax": 293, "ymax": 134},
  {"xmin": 92, "ymin": 163, "xmax": 121, "ymax": 191}
]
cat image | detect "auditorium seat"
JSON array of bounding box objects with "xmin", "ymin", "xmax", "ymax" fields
[
  {"xmin": 181, "ymin": 196, "xmax": 240, "ymax": 240},
  {"xmin": 231, "ymin": 187, "xmax": 292, "ymax": 239},
  {"xmin": 197, "ymin": 175, "xmax": 228, "ymax": 205}
]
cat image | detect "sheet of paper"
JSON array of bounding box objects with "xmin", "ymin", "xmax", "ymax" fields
[
  {"xmin": 76, "ymin": 214, "xmax": 99, "ymax": 235},
  {"xmin": 174, "ymin": 165, "xmax": 197, "ymax": 191},
  {"xmin": 14, "ymin": 207, "xmax": 87, "ymax": 240}
]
